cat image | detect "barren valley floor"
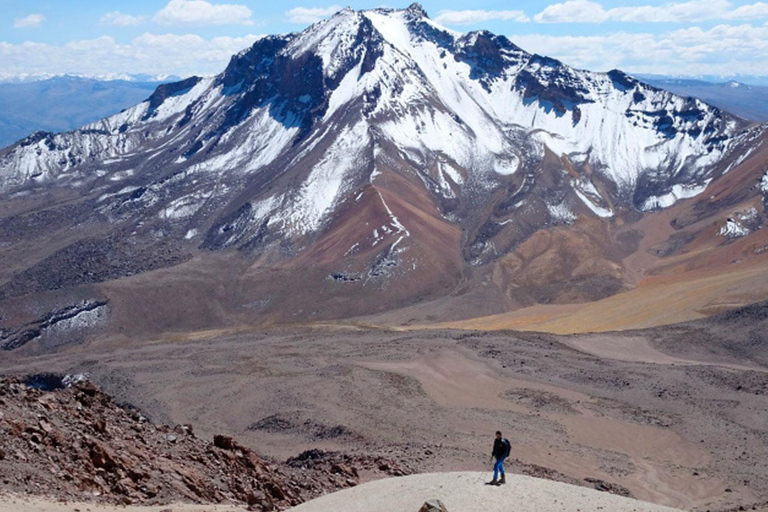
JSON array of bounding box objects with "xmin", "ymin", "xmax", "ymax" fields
[{"xmin": 2, "ymin": 324, "xmax": 768, "ymax": 512}]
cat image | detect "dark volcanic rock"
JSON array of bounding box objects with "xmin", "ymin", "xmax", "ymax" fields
[
  {"xmin": 0, "ymin": 235, "xmax": 190, "ymax": 300},
  {"xmin": 287, "ymin": 449, "xmax": 413, "ymax": 479}
]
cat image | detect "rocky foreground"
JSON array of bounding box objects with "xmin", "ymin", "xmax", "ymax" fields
[{"xmin": 0, "ymin": 375, "xmax": 411, "ymax": 510}]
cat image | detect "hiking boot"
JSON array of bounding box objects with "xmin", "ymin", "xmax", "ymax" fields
[
  {"xmin": 499, "ymin": 475, "xmax": 506, "ymax": 484},
  {"xmin": 486, "ymin": 479, "xmax": 499, "ymax": 486}
]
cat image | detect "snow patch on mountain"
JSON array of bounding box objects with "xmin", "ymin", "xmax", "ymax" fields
[
  {"xmin": 276, "ymin": 121, "xmax": 371, "ymax": 236},
  {"xmin": 720, "ymin": 218, "xmax": 750, "ymax": 238},
  {"xmin": 574, "ymin": 187, "xmax": 612, "ymax": 218},
  {"xmin": 159, "ymin": 191, "xmax": 209, "ymax": 220},
  {"xmin": 212, "ymin": 108, "xmax": 299, "ymax": 175},
  {"xmin": 48, "ymin": 305, "xmax": 108, "ymax": 333},
  {"xmin": 572, "ymin": 178, "xmax": 613, "ymax": 218},
  {"xmin": 494, "ymin": 155, "xmax": 520, "ymax": 176},
  {"xmin": 147, "ymin": 78, "xmax": 214, "ymax": 124},
  {"xmin": 432, "ymin": 161, "xmax": 465, "ymax": 198},
  {"xmin": 376, "ymin": 189, "xmax": 410, "ymax": 251},
  {"xmin": 641, "ymin": 180, "xmax": 711, "ymax": 211},
  {"xmin": 724, "ymin": 146, "xmax": 756, "ymax": 174},
  {"xmin": 719, "ymin": 208, "xmax": 761, "ymax": 239},
  {"xmin": 325, "ymin": 62, "xmax": 364, "ymax": 121},
  {"xmin": 440, "ymin": 161, "xmax": 464, "ymax": 185},
  {"xmin": 547, "ymin": 202, "xmax": 577, "ymax": 223}
]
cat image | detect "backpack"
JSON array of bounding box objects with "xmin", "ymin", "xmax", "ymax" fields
[{"xmin": 501, "ymin": 438, "xmax": 511, "ymax": 458}]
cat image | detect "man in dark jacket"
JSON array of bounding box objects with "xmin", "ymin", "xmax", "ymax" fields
[{"xmin": 489, "ymin": 430, "xmax": 511, "ymax": 485}]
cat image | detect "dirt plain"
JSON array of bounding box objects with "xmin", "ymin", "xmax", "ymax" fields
[{"xmin": 2, "ymin": 311, "xmax": 768, "ymax": 512}]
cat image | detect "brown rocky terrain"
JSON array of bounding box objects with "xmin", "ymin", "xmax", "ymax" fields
[{"xmin": 0, "ymin": 375, "xmax": 411, "ymax": 510}]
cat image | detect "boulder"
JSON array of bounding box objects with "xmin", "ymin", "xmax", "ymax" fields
[
  {"xmin": 419, "ymin": 499, "xmax": 448, "ymax": 512},
  {"xmin": 213, "ymin": 434, "xmax": 236, "ymax": 450}
]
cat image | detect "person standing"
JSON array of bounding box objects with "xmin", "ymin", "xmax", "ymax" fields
[{"xmin": 488, "ymin": 430, "xmax": 511, "ymax": 485}]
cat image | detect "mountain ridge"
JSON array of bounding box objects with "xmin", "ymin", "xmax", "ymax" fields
[{"xmin": 0, "ymin": 76, "xmax": 173, "ymax": 150}]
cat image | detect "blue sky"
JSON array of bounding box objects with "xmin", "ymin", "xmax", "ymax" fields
[{"xmin": 2, "ymin": 0, "xmax": 768, "ymax": 80}]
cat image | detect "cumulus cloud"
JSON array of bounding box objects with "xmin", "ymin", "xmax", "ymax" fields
[
  {"xmin": 153, "ymin": 0, "xmax": 253, "ymax": 26},
  {"xmin": 14, "ymin": 14, "xmax": 45, "ymax": 29},
  {"xmin": 534, "ymin": 0, "xmax": 613, "ymax": 23},
  {"xmin": 0, "ymin": 33, "xmax": 262, "ymax": 78},
  {"xmin": 286, "ymin": 6, "xmax": 342, "ymax": 24},
  {"xmin": 511, "ymin": 23, "xmax": 768, "ymax": 75},
  {"xmin": 610, "ymin": 0, "xmax": 731, "ymax": 22},
  {"xmin": 100, "ymin": 11, "xmax": 146, "ymax": 27},
  {"xmin": 534, "ymin": 0, "xmax": 768, "ymax": 23},
  {"xmin": 726, "ymin": 2, "xmax": 768, "ymax": 18},
  {"xmin": 435, "ymin": 10, "xmax": 530, "ymax": 25}
]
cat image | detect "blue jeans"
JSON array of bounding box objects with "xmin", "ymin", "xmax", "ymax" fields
[{"xmin": 493, "ymin": 457, "xmax": 506, "ymax": 481}]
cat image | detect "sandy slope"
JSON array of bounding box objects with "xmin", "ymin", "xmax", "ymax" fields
[
  {"xmin": 288, "ymin": 472, "xmax": 682, "ymax": 512},
  {"xmin": 432, "ymin": 261, "xmax": 768, "ymax": 334}
]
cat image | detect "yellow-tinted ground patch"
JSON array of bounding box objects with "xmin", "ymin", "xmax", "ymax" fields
[{"xmin": 431, "ymin": 260, "xmax": 768, "ymax": 334}]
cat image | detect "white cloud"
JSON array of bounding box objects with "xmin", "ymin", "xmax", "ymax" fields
[
  {"xmin": 512, "ymin": 23, "xmax": 768, "ymax": 76},
  {"xmin": 0, "ymin": 33, "xmax": 262, "ymax": 78},
  {"xmin": 726, "ymin": 2, "xmax": 768, "ymax": 19},
  {"xmin": 534, "ymin": 0, "xmax": 768, "ymax": 23},
  {"xmin": 513, "ymin": 32, "xmax": 666, "ymax": 69},
  {"xmin": 534, "ymin": 0, "xmax": 609, "ymax": 23},
  {"xmin": 153, "ymin": 0, "xmax": 253, "ymax": 26},
  {"xmin": 14, "ymin": 14, "xmax": 45, "ymax": 29},
  {"xmin": 435, "ymin": 10, "xmax": 531, "ymax": 25},
  {"xmin": 610, "ymin": 0, "xmax": 731, "ymax": 22},
  {"xmin": 100, "ymin": 11, "xmax": 146, "ymax": 27},
  {"xmin": 286, "ymin": 6, "xmax": 342, "ymax": 24}
]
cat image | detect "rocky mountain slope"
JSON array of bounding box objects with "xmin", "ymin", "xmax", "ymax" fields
[
  {"xmin": 0, "ymin": 375, "xmax": 411, "ymax": 509},
  {"xmin": 0, "ymin": 4, "xmax": 767, "ymax": 347}
]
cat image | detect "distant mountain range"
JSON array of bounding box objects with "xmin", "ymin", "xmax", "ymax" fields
[
  {"xmin": 637, "ymin": 75, "xmax": 768, "ymax": 122},
  {"xmin": 0, "ymin": 76, "xmax": 175, "ymax": 149},
  {"xmin": 0, "ymin": 73, "xmax": 179, "ymax": 84}
]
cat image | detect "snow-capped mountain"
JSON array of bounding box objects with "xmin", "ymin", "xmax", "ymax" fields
[{"xmin": 1, "ymin": 4, "xmax": 767, "ymax": 344}]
